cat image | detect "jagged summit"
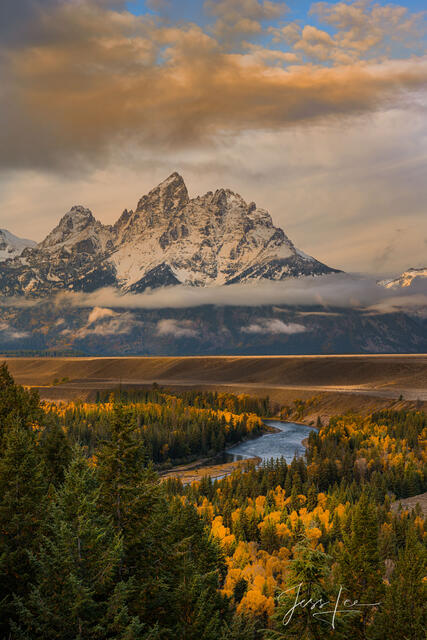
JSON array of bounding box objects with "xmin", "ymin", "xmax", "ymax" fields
[
  {"xmin": 159, "ymin": 171, "xmax": 186, "ymax": 190},
  {"xmin": 135, "ymin": 172, "xmax": 189, "ymax": 217},
  {"xmin": 0, "ymin": 173, "xmax": 339, "ymax": 296},
  {"xmin": 40, "ymin": 206, "xmax": 94, "ymax": 239},
  {"xmin": 38, "ymin": 205, "xmax": 111, "ymax": 256}
]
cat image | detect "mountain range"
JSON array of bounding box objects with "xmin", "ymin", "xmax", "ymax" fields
[
  {"xmin": 0, "ymin": 173, "xmax": 426, "ymax": 355},
  {"xmin": 0, "ymin": 173, "xmax": 339, "ymax": 297}
]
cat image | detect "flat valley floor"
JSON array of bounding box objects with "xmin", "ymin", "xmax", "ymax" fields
[{"xmin": 3, "ymin": 354, "xmax": 427, "ymax": 416}]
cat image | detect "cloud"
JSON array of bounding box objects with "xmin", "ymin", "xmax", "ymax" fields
[
  {"xmin": 87, "ymin": 306, "xmax": 117, "ymax": 323},
  {"xmin": 272, "ymin": 1, "xmax": 426, "ymax": 64},
  {"xmin": 156, "ymin": 318, "xmax": 197, "ymax": 337},
  {"xmin": 296, "ymin": 311, "xmax": 341, "ymax": 317},
  {"xmin": 41, "ymin": 272, "xmax": 427, "ymax": 314},
  {"xmin": 61, "ymin": 310, "xmax": 141, "ymax": 338},
  {"xmin": 0, "ymin": 1, "xmax": 426, "ymax": 279},
  {"xmin": 205, "ymin": 0, "xmax": 288, "ymax": 43},
  {"xmin": 1, "ymin": 103, "xmax": 426, "ymax": 275},
  {"xmin": 0, "ymin": 321, "xmax": 29, "ymax": 340},
  {"xmin": 364, "ymin": 293, "xmax": 427, "ymax": 315},
  {"xmin": 241, "ymin": 318, "xmax": 307, "ymax": 333},
  {"xmin": 0, "ymin": 0, "xmax": 426, "ymax": 172}
]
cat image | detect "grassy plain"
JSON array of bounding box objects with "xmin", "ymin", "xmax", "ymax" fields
[{"xmin": 4, "ymin": 355, "xmax": 427, "ymax": 418}]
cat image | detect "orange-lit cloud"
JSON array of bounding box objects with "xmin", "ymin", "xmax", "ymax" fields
[
  {"xmin": 205, "ymin": 0, "xmax": 288, "ymax": 43},
  {"xmin": 0, "ymin": 0, "xmax": 425, "ymax": 171},
  {"xmin": 272, "ymin": 0, "xmax": 425, "ymax": 63}
]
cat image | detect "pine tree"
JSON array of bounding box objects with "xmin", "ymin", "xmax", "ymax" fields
[
  {"xmin": 336, "ymin": 492, "xmax": 383, "ymax": 639},
  {"xmin": 371, "ymin": 526, "xmax": 427, "ymax": 640},
  {"xmin": 220, "ymin": 613, "xmax": 258, "ymax": 640},
  {"xmin": 0, "ymin": 425, "xmax": 48, "ymax": 636},
  {"xmin": 260, "ymin": 520, "xmax": 279, "ymax": 553},
  {"xmin": 13, "ymin": 448, "xmax": 125, "ymax": 639},
  {"xmin": 269, "ymin": 539, "xmax": 337, "ymax": 640},
  {"xmin": 0, "ymin": 363, "xmax": 42, "ymax": 444},
  {"xmin": 156, "ymin": 498, "xmax": 230, "ymax": 638},
  {"xmin": 97, "ymin": 403, "xmax": 171, "ymax": 626},
  {"xmin": 39, "ymin": 420, "xmax": 72, "ymax": 487},
  {"xmin": 97, "ymin": 404, "xmax": 160, "ymax": 573}
]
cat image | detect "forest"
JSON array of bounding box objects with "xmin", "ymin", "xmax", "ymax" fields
[
  {"xmin": 42, "ymin": 386, "xmax": 272, "ymax": 466},
  {"xmin": 0, "ymin": 363, "xmax": 425, "ymax": 639}
]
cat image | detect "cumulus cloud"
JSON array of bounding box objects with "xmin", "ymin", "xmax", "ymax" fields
[
  {"xmin": 241, "ymin": 318, "xmax": 307, "ymax": 334},
  {"xmin": 205, "ymin": 0, "xmax": 288, "ymax": 43},
  {"xmin": 88, "ymin": 306, "xmax": 117, "ymax": 324},
  {"xmin": 272, "ymin": 1, "xmax": 426, "ymax": 64},
  {"xmin": 61, "ymin": 310, "xmax": 141, "ymax": 338},
  {"xmin": 156, "ymin": 318, "xmax": 197, "ymax": 337},
  {"xmin": 0, "ymin": 0, "xmax": 426, "ymax": 172}
]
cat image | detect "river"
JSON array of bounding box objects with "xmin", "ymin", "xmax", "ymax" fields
[
  {"xmin": 162, "ymin": 420, "xmax": 317, "ymax": 484},
  {"xmin": 225, "ymin": 420, "xmax": 316, "ymax": 464}
]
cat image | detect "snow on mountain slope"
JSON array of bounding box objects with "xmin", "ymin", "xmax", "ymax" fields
[
  {"xmin": 0, "ymin": 229, "xmax": 36, "ymax": 262},
  {"xmin": 111, "ymin": 173, "xmax": 337, "ymax": 291},
  {"xmin": 0, "ymin": 173, "xmax": 339, "ymax": 297},
  {"xmin": 39, "ymin": 206, "xmax": 113, "ymax": 256},
  {"xmin": 379, "ymin": 268, "xmax": 427, "ymax": 289}
]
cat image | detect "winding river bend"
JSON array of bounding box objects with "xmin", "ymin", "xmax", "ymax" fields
[
  {"xmin": 165, "ymin": 420, "xmax": 317, "ymax": 484},
  {"xmin": 225, "ymin": 420, "xmax": 316, "ymax": 464}
]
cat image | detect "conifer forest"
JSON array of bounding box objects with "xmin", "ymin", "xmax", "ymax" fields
[{"xmin": 0, "ymin": 363, "xmax": 425, "ymax": 639}]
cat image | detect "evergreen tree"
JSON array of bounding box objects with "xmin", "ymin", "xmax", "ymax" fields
[
  {"xmin": 39, "ymin": 420, "xmax": 72, "ymax": 487},
  {"xmin": 220, "ymin": 613, "xmax": 258, "ymax": 640},
  {"xmin": 336, "ymin": 493, "xmax": 383, "ymax": 639},
  {"xmin": 0, "ymin": 425, "xmax": 47, "ymax": 636},
  {"xmin": 260, "ymin": 520, "xmax": 280, "ymax": 553},
  {"xmin": 155, "ymin": 498, "xmax": 230, "ymax": 639},
  {"xmin": 97, "ymin": 403, "xmax": 176, "ymax": 628},
  {"xmin": 13, "ymin": 449, "xmax": 130, "ymax": 639},
  {"xmin": 0, "ymin": 363, "xmax": 42, "ymax": 444},
  {"xmin": 269, "ymin": 539, "xmax": 338, "ymax": 640},
  {"xmin": 371, "ymin": 527, "xmax": 427, "ymax": 640},
  {"xmin": 96, "ymin": 404, "xmax": 161, "ymax": 576}
]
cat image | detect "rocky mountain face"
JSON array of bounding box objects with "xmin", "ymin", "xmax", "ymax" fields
[
  {"xmin": 0, "ymin": 229, "xmax": 36, "ymax": 262},
  {"xmin": 0, "ymin": 173, "xmax": 339, "ymax": 297},
  {"xmin": 379, "ymin": 267, "xmax": 427, "ymax": 289}
]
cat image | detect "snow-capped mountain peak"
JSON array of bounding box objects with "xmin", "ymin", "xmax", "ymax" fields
[
  {"xmin": 38, "ymin": 205, "xmax": 112, "ymax": 255},
  {"xmin": 0, "ymin": 173, "xmax": 340, "ymax": 296},
  {"xmin": 0, "ymin": 229, "xmax": 36, "ymax": 262}
]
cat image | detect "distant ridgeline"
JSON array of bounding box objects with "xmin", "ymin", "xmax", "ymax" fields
[
  {"xmin": 0, "ymin": 349, "xmax": 89, "ymax": 358},
  {"xmin": 0, "ymin": 364, "xmax": 425, "ymax": 639}
]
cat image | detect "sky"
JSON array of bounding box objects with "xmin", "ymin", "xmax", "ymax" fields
[{"xmin": 0, "ymin": 0, "xmax": 426, "ymax": 275}]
